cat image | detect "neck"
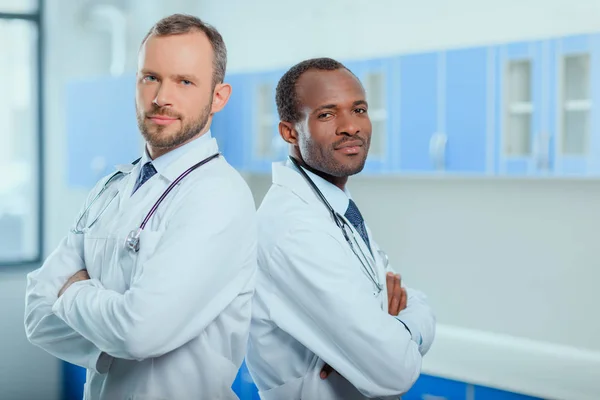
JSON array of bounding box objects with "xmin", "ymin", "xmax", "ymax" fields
[{"xmin": 290, "ymin": 151, "xmax": 348, "ymax": 191}]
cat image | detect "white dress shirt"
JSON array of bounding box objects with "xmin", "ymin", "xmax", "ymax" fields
[
  {"xmin": 25, "ymin": 132, "xmax": 258, "ymax": 399},
  {"xmin": 246, "ymin": 160, "xmax": 436, "ymax": 400}
]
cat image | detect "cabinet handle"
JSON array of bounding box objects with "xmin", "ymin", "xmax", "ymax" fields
[
  {"xmin": 534, "ymin": 132, "xmax": 551, "ymax": 170},
  {"xmin": 429, "ymin": 132, "xmax": 448, "ymax": 170}
]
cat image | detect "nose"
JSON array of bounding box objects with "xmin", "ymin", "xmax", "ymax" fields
[
  {"xmin": 336, "ymin": 112, "xmax": 360, "ymax": 136},
  {"xmin": 152, "ymin": 82, "xmax": 174, "ymax": 108}
]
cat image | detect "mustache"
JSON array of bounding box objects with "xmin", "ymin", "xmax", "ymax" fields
[
  {"xmin": 332, "ymin": 135, "xmax": 366, "ymax": 148},
  {"xmin": 145, "ymin": 104, "xmax": 182, "ymax": 119}
]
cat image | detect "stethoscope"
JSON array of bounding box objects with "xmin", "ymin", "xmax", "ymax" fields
[
  {"xmin": 71, "ymin": 152, "xmax": 220, "ymax": 253},
  {"xmin": 289, "ymin": 156, "xmax": 384, "ymax": 294}
]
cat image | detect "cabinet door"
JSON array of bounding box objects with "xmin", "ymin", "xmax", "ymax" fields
[
  {"xmin": 495, "ymin": 40, "xmax": 552, "ymax": 176},
  {"xmin": 66, "ymin": 74, "xmax": 142, "ymax": 188},
  {"xmin": 474, "ymin": 385, "xmax": 543, "ymax": 400},
  {"xmin": 444, "ymin": 46, "xmax": 492, "ymax": 174},
  {"xmin": 398, "ymin": 51, "xmax": 441, "ymax": 173},
  {"xmin": 553, "ymin": 33, "xmax": 600, "ymax": 176},
  {"xmin": 345, "ymin": 57, "xmax": 397, "ymax": 174},
  {"xmin": 402, "ymin": 374, "xmax": 467, "ymax": 400},
  {"xmin": 211, "ymin": 73, "xmax": 249, "ymax": 170},
  {"xmin": 245, "ymin": 70, "xmax": 286, "ymax": 173}
]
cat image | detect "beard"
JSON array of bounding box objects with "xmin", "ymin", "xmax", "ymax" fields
[
  {"xmin": 298, "ymin": 133, "xmax": 370, "ymax": 178},
  {"xmin": 137, "ymin": 99, "xmax": 212, "ymax": 150}
]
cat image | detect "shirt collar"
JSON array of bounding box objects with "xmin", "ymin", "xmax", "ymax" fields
[
  {"xmin": 273, "ymin": 159, "xmax": 352, "ymax": 216},
  {"xmin": 136, "ymin": 131, "xmax": 218, "ymax": 182}
]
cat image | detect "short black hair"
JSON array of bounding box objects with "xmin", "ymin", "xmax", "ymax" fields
[
  {"xmin": 276, "ymin": 57, "xmax": 353, "ymax": 124},
  {"xmin": 141, "ymin": 14, "xmax": 227, "ymax": 88}
]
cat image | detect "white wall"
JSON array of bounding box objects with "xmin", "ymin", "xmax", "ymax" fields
[{"xmin": 200, "ymin": 0, "xmax": 600, "ymax": 72}]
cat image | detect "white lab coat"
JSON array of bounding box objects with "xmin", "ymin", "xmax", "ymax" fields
[
  {"xmin": 25, "ymin": 135, "xmax": 257, "ymax": 400},
  {"xmin": 246, "ymin": 161, "xmax": 436, "ymax": 400}
]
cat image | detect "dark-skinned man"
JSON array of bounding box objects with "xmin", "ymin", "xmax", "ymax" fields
[{"xmin": 245, "ymin": 57, "xmax": 436, "ymax": 400}]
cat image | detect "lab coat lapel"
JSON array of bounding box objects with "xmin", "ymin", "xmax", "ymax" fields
[{"xmin": 272, "ymin": 162, "xmax": 382, "ymax": 293}]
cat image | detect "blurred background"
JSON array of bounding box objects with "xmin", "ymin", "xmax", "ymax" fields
[{"xmin": 2, "ymin": 0, "xmax": 600, "ymax": 399}]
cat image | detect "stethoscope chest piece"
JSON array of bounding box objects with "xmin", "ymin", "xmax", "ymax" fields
[{"xmin": 125, "ymin": 229, "xmax": 142, "ymax": 253}]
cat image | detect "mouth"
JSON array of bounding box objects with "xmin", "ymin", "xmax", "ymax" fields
[
  {"xmin": 334, "ymin": 140, "xmax": 364, "ymax": 155},
  {"xmin": 147, "ymin": 115, "xmax": 179, "ymax": 126}
]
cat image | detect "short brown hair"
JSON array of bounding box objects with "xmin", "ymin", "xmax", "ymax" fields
[{"xmin": 141, "ymin": 14, "xmax": 227, "ymax": 88}]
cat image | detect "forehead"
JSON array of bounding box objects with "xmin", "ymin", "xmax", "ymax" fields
[
  {"xmin": 138, "ymin": 31, "xmax": 213, "ymax": 72},
  {"xmin": 296, "ymin": 68, "xmax": 365, "ymax": 110}
]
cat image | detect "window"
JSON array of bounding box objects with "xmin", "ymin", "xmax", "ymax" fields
[
  {"xmin": 504, "ymin": 60, "xmax": 533, "ymax": 156},
  {"xmin": 561, "ymin": 54, "xmax": 591, "ymax": 155},
  {"xmin": 0, "ymin": 2, "xmax": 43, "ymax": 265},
  {"xmin": 364, "ymin": 71, "xmax": 387, "ymax": 159}
]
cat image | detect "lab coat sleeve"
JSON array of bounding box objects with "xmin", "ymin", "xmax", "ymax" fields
[
  {"xmin": 52, "ymin": 176, "xmax": 256, "ymax": 361},
  {"xmin": 24, "ymin": 179, "xmax": 114, "ymax": 373},
  {"xmin": 267, "ymin": 223, "xmax": 422, "ymax": 398},
  {"xmin": 378, "ymin": 244, "xmax": 436, "ymax": 356}
]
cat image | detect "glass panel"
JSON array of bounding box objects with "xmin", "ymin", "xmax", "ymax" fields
[
  {"xmin": 564, "ymin": 54, "xmax": 590, "ymax": 101},
  {"xmin": 257, "ymin": 122, "xmax": 277, "ymax": 158},
  {"xmin": 0, "ymin": 0, "xmax": 37, "ymax": 13},
  {"xmin": 507, "ymin": 60, "xmax": 531, "ymax": 103},
  {"xmin": 255, "ymin": 82, "xmax": 275, "ymax": 158},
  {"xmin": 562, "ymin": 110, "xmax": 589, "ymax": 155},
  {"xmin": 364, "ymin": 72, "xmax": 385, "ymax": 110},
  {"xmin": 257, "ymin": 82, "xmax": 274, "ymax": 116},
  {"xmin": 0, "ymin": 19, "xmax": 39, "ymax": 262},
  {"xmin": 369, "ymin": 119, "xmax": 386, "ymax": 159},
  {"xmin": 505, "ymin": 113, "xmax": 531, "ymax": 156}
]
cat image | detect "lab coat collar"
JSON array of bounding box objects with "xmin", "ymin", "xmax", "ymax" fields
[
  {"xmin": 114, "ymin": 162, "xmax": 138, "ymax": 174},
  {"xmin": 140, "ymin": 131, "xmax": 218, "ymax": 182},
  {"xmin": 273, "ymin": 160, "xmax": 352, "ymax": 216}
]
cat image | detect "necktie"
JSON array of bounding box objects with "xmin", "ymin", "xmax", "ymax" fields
[
  {"xmin": 344, "ymin": 199, "xmax": 372, "ymax": 253},
  {"xmin": 131, "ymin": 162, "xmax": 157, "ymax": 195}
]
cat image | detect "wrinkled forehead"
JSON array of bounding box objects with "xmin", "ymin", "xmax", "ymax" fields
[{"xmin": 296, "ymin": 68, "xmax": 365, "ymax": 112}]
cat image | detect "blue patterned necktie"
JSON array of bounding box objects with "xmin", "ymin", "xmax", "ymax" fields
[
  {"xmin": 131, "ymin": 162, "xmax": 157, "ymax": 195},
  {"xmin": 344, "ymin": 199, "xmax": 372, "ymax": 253}
]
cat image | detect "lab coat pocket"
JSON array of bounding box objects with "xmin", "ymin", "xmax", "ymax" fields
[
  {"xmin": 300, "ymin": 356, "xmax": 367, "ymax": 400},
  {"xmin": 128, "ymin": 230, "xmax": 162, "ymax": 286},
  {"xmin": 259, "ymin": 376, "xmax": 305, "ymax": 400}
]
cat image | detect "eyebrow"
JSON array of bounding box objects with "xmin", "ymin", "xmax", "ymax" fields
[
  {"xmin": 173, "ymin": 73, "xmax": 199, "ymax": 82},
  {"xmin": 312, "ymin": 100, "xmax": 368, "ymax": 114},
  {"xmin": 139, "ymin": 69, "xmax": 199, "ymax": 82}
]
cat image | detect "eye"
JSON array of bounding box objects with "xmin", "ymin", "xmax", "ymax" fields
[
  {"xmin": 142, "ymin": 75, "xmax": 157, "ymax": 83},
  {"xmin": 355, "ymin": 107, "xmax": 367, "ymax": 114},
  {"xmin": 318, "ymin": 112, "xmax": 333, "ymax": 119},
  {"xmin": 181, "ymin": 80, "xmax": 193, "ymax": 86}
]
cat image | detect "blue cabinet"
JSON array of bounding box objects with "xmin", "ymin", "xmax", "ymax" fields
[
  {"xmin": 398, "ymin": 51, "xmax": 440, "ymax": 173},
  {"xmin": 64, "ymin": 32, "xmax": 600, "ymax": 181},
  {"xmin": 398, "ymin": 48, "xmax": 491, "ymax": 175},
  {"xmin": 495, "ymin": 33, "xmax": 600, "ymax": 177},
  {"xmin": 243, "ymin": 69, "xmax": 286, "ymax": 173},
  {"xmin": 444, "ymin": 46, "xmax": 492, "ymax": 174},
  {"xmin": 66, "ymin": 74, "xmax": 142, "ymax": 188},
  {"xmin": 344, "ymin": 57, "xmax": 397, "ymax": 174},
  {"xmin": 552, "ymin": 33, "xmax": 600, "ymax": 176},
  {"xmin": 494, "ymin": 39, "xmax": 554, "ymax": 176},
  {"xmin": 211, "ymin": 73, "xmax": 251, "ymax": 169},
  {"xmin": 402, "ymin": 374, "xmax": 468, "ymax": 399},
  {"xmin": 473, "ymin": 384, "xmax": 542, "ymax": 400}
]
